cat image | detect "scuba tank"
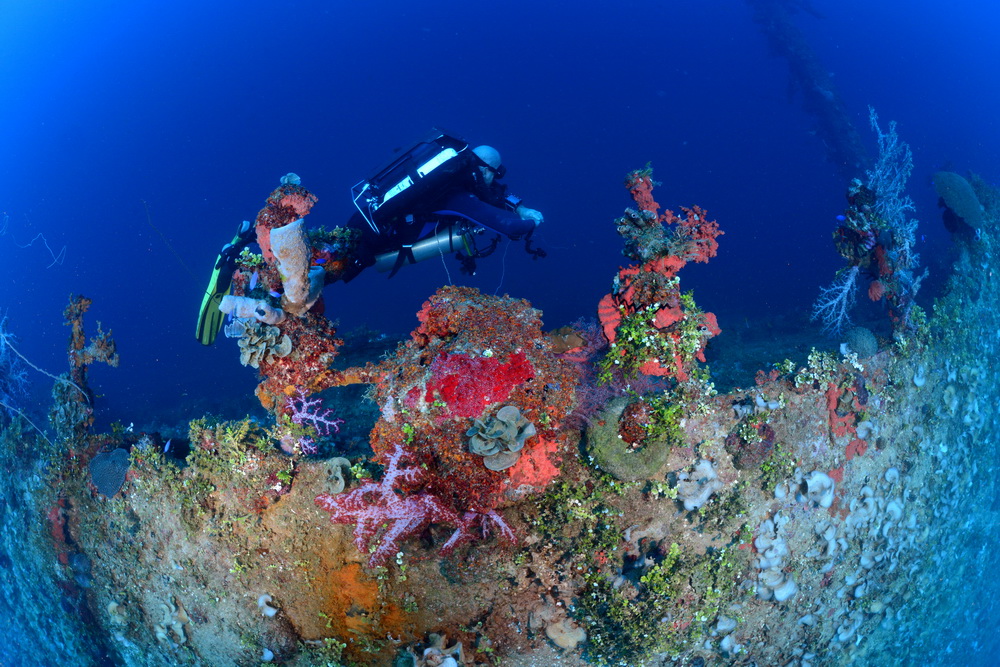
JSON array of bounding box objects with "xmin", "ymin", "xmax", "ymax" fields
[{"xmin": 373, "ymin": 223, "xmax": 481, "ymax": 274}]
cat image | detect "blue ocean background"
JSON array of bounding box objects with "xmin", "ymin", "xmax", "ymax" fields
[{"xmin": 2, "ymin": 0, "xmax": 996, "ymax": 430}]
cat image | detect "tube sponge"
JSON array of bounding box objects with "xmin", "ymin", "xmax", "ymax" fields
[
  {"xmin": 218, "ymin": 295, "xmax": 285, "ymax": 325},
  {"xmin": 270, "ymin": 219, "xmax": 322, "ymax": 317}
]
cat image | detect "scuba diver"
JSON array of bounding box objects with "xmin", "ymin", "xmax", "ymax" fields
[
  {"xmin": 196, "ymin": 130, "xmax": 546, "ymax": 346},
  {"xmin": 196, "ymin": 218, "xmax": 256, "ymax": 346},
  {"xmin": 343, "ymin": 130, "xmax": 545, "ymax": 281}
]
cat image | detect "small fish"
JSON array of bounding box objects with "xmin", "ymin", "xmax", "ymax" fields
[
  {"xmin": 269, "ymin": 290, "xmax": 281, "ymax": 298},
  {"xmin": 314, "ymin": 257, "xmax": 327, "ymax": 265},
  {"xmin": 163, "ymin": 439, "xmax": 172, "ymax": 453},
  {"xmin": 249, "ymin": 271, "xmax": 259, "ymax": 290},
  {"xmin": 835, "ymin": 215, "xmax": 846, "ymax": 222}
]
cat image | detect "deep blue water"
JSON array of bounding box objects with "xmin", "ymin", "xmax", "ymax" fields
[{"xmin": 1, "ymin": 0, "xmax": 997, "ymax": 428}]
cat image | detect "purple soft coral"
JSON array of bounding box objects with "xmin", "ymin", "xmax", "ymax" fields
[{"xmin": 287, "ymin": 386, "xmax": 344, "ymax": 436}]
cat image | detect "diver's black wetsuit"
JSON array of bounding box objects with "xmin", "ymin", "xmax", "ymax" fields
[{"xmin": 342, "ymin": 164, "xmax": 535, "ymax": 281}]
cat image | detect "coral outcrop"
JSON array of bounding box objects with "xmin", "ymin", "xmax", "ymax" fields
[
  {"xmin": 597, "ymin": 167, "xmax": 722, "ymax": 383},
  {"xmin": 325, "ymin": 286, "xmax": 579, "ymax": 551},
  {"xmin": 10, "ymin": 171, "xmax": 1000, "ymax": 667}
]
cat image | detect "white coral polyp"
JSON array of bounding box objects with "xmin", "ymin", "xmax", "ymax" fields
[
  {"xmin": 676, "ymin": 459, "xmax": 724, "ymax": 511},
  {"xmin": 804, "ymin": 470, "xmax": 836, "ymax": 508}
]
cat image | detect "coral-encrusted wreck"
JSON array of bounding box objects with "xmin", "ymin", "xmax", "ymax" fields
[{"xmin": 10, "ymin": 167, "xmax": 999, "ymax": 667}]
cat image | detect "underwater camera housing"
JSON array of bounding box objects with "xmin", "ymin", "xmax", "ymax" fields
[{"xmin": 352, "ymin": 129, "xmax": 471, "ymax": 235}]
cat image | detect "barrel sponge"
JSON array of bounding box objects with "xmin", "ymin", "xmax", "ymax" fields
[
  {"xmin": 844, "ymin": 326, "xmax": 878, "ymax": 359},
  {"xmin": 585, "ymin": 397, "xmax": 670, "ymax": 481},
  {"xmin": 89, "ymin": 448, "xmax": 131, "ymax": 497},
  {"xmin": 933, "ymin": 171, "xmax": 985, "ymax": 227}
]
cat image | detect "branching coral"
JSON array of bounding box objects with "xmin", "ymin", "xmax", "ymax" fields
[
  {"xmin": 811, "ymin": 265, "xmax": 860, "ymax": 337},
  {"xmin": 0, "ymin": 316, "xmax": 30, "ymax": 422},
  {"xmin": 286, "ymin": 387, "xmax": 343, "ymax": 436},
  {"xmin": 813, "ymin": 108, "xmax": 926, "ymax": 336}
]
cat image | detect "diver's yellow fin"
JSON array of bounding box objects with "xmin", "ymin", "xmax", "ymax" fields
[
  {"xmin": 197, "ymin": 221, "xmax": 254, "ymax": 345},
  {"xmin": 195, "ymin": 264, "xmax": 230, "ymax": 346}
]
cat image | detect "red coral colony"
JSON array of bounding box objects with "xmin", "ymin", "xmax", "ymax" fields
[{"xmin": 317, "ymin": 285, "xmax": 580, "ymax": 565}]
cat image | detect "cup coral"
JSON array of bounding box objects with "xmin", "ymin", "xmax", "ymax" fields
[{"xmin": 466, "ymin": 405, "xmax": 537, "ymax": 471}]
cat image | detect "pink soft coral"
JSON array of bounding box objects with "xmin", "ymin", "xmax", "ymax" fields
[
  {"xmin": 440, "ymin": 509, "xmax": 516, "ymax": 554},
  {"xmin": 316, "ymin": 442, "xmax": 456, "ymax": 567},
  {"xmin": 316, "ymin": 442, "xmax": 516, "ymax": 566}
]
